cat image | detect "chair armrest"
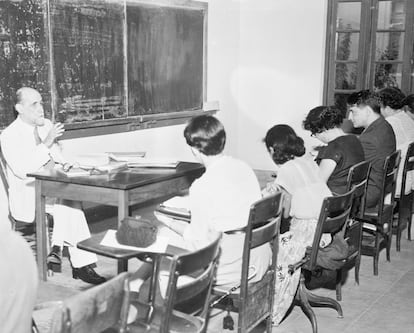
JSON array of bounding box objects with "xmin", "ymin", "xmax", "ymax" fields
[{"xmin": 224, "ymin": 227, "xmax": 246, "ymax": 235}]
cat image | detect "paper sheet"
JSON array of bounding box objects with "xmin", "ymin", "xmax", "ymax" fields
[
  {"xmin": 162, "ymin": 195, "xmax": 190, "ymax": 210},
  {"xmin": 100, "ymin": 229, "xmax": 169, "ymax": 253}
]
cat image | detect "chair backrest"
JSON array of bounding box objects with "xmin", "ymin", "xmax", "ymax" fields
[
  {"xmin": 376, "ymin": 150, "xmax": 401, "ymax": 218},
  {"xmin": 237, "ymin": 192, "xmax": 282, "ymax": 330},
  {"xmin": 49, "ymin": 272, "xmax": 130, "ymax": 333},
  {"xmin": 130, "ymin": 232, "xmax": 222, "ymax": 333},
  {"xmin": 346, "ymin": 160, "xmax": 371, "ymax": 220},
  {"xmin": 307, "ymin": 189, "xmax": 355, "ymax": 271},
  {"xmin": 0, "ymin": 143, "xmax": 17, "ymax": 229},
  {"xmin": 400, "ymin": 142, "xmax": 414, "ymax": 198},
  {"xmin": 0, "ymin": 144, "xmax": 9, "ymax": 199}
]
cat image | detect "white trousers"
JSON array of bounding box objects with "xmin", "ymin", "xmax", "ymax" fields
[{"xmin": 49, "ymin": 199, "xmax": 97, "ymax": 268}]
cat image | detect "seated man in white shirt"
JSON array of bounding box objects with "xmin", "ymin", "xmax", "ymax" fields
[{"xmin": 0, "ymin": 87, "xmax": 105, "ymax": 285}]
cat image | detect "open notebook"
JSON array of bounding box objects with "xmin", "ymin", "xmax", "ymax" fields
[{"xmin": 155, "ymin": 195, "xmax": 191, "ymax": 222}]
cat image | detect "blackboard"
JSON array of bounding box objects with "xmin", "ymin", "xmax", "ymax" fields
[
  {"xmin": 0, "ymin": 0, "xmax": 50, "ymax": 127},
  {"xmin": 127, "ymin": 2, "xmax": 204, "ymax": 116},
  {"xmin": 0, "ymin": 0, "xmax": 207, "ymax": 130},
  {"xmin": 51, "ymin": 0, "xmax": 126, "ymax": 124}
]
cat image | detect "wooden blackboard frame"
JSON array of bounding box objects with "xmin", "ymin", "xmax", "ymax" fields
[{"xmin": 0, "ymin": 0, "xmax": 211, "ymax": 138}]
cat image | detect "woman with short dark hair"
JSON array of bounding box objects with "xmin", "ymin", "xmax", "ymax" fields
[
  {"xmin": 303, "ymin": 105, "xmax": 365, "ymax": 194},
  {"xmin": 161, "ymin": 114, "xmax": 272, "ymax": 286},
  {"xmin": 262, "ymin": 124, "xmax": 332, "ymax": 326}
]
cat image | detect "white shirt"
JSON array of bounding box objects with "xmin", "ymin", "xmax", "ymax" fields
[
  {"xmin": 183, "ymin": 155, "xmax": 272, "ymax": 285},
  {"xmin": 385, "ymin": 111, "xmax": 414, "ymax": 195},
  {"xmin": 0, "ymin": 117, "xmax": 64, "ymax": 222}
]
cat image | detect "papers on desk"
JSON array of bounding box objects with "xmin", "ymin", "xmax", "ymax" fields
[
  {"xmin": 58, "ymin": 162, "xmax": 128, "ymax": 177},
  {"xmin": 101, "ymin": 229, "xmax": 169, "ymax": 253},
  {"xmin": 156, "ymin": 195, "xmax": 191, "ymax": 222},
  {"xmin": 126, "ymin": 158, "xmax": 180, "ymax": 169},
  {"xmin": 107, "ymin": 151, "xmax": 147, "ymax": 162}
]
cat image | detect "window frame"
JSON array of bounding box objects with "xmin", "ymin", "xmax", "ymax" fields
[{"xmin": 323, "ymin": 0, "xmax": 414, "ymax": 108}]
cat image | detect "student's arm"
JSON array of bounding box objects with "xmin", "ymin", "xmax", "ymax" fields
[
  {"xmin": 280, "ymin": 188, "xmax": 292, "ymax": 219},
  {"xmin": 318, "ymin": 159, "xmax": 337, "ymax": 183},
  {"xmin": 155, "ymin": 212, "xmax": 188, "ymax": 235}
]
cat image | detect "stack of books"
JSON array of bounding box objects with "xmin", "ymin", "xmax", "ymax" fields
[
  {"xmin": 108, "ymin": 152, "xmax": 179, "ymax": 169},
  {"xmin": 155, "ymin": 195, "xmax": 191, "ymax": 222},
  {"xmin": 107, "ymin": 151, "xmax": 146, "ymax": 163},
  {"xmin": 59, "ymin": 162, "xmax": 128, "ymax": 177}
]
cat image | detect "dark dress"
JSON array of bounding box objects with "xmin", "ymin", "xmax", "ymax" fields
[{"xmin": 316, "ymin": 134, "xmax": 365, "ymax": 194}]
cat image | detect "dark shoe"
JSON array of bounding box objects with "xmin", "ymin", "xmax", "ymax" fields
[
  {"xmin": 47, "ymin": 245, "xmax": 62, "ymax": 273},
  {"xmin": 72, "ymin": 265, "xmax": 106, "ymax": 285}
]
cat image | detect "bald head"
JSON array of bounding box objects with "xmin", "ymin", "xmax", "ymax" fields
[{"xmin": 15, "ymin": 87, "xmax": 45, "ymax": 126}]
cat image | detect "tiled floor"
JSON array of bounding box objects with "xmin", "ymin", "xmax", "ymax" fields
[{"xmin": 33, "ymin": 172, "xmax": 414, "ymax": 333}]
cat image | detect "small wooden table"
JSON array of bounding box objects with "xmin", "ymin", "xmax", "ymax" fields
[{"xmin": 28, "ymin": 162, "xmax": 204, "ymax": 280}]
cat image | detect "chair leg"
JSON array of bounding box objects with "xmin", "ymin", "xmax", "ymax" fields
[
  {"xmin": 396, "ymin": 228, "xmax": 401, "ymax": 252},
  {"xmin": 373, "ymin": 253, "xmax": 379, "ymax": 276},
  {"xmin": 306, "ymin": 291, "xmax": 343, "ymax": 318},
  {"xmin": 265, "ymin": 316, "xmax": 272, "ymax": 333},
  {"xmin": 335, "ymin": 269, "xmax": 342, "ymax": 301},
  {"xmin": 297, "ymin": 278, "xmax": 318, "ymax": 333},
  {"xmin": 408, "ymin": 213, "xmax": 412, "ymax": 241},
  {"xmin": 386, "ymin": 234, "xmax": 392, "ymax": 262},
  {"xmin": 354, "ymin": 254, "xmax": 361, "ymax": 285}
]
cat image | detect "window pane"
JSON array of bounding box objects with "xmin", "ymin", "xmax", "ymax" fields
[
  {"xmin": 337, "ymin": 2, "xmax": 361, "ymax": 30},
  {"xmin": 375, "ymin": 32, "xmax": 404, "ymax": 60},
  {"xmin": 374, "ymin": 63, "xmax": 402, "ymax": 89},
  {"xmin": 377, "ymin": 0, "xmax": 405, "ymax": 30},
  {"xmin": 336, "ymin": 32, "xmax": 359, "ymax": 60},
  {"xmin": 335, "ymin": 63, "xmax": 357, "ymax": 89}
]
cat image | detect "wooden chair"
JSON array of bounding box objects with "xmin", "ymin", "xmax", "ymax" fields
[
  {"xmin": 121, "ymin": 232, "xmax": 222, "ymax": 333},
  {"xmin": 288, "ymin": 189, "xmax": 354, "ymax": 333},
  {"xmin": 47, "ymin": 272, "xmax": 130, "ymax": 333},
  {"xmin": 361, "ymin": 150, "xmax": 400, "ymax": 275},
  {"xmin": 210, "ymin": 192, "xmax": 283, "ymax": 333},
  {"xmin": 393, "ymin": 142, "xmax": 414, "ymax": 251},
  {"xmin": 0, "ymin": 144, "xmax": 16, "ymax": 229},
  {"xmin": 336, "ymin": 160, "xmax": 370, "ymax": 301}
]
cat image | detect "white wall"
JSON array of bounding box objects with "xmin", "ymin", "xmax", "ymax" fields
[
  {"xmin": 60, "ymin": 0, "xmax": 327, "ymax": 170},
  {"xmin": 234, "ymin": 0, "xmax": 328, "ymax": 170}
]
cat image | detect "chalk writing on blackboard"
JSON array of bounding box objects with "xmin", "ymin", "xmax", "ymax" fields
[{"xmin": 50, "ymin": 0, "xmax": 125, "ymax": 124}]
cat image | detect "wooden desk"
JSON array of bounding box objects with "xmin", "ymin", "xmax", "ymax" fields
[{"xmin": 28, "ymin": 162, "xmax": 204, "ymax": 281}]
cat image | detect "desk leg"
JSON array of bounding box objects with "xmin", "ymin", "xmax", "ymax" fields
[
  {"xmin": 35, "ymin": 179, "xmax": 47, "ymax": 281},
  {"xmin": 118, "ymin": 190, "xmax": 129, "ymax": 273}
]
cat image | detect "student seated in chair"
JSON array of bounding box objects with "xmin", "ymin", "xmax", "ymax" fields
[
  {"xmin": 378, "ymin": 87, "xmax": 414, "ymax": 196},
  {"xmin": 347, "ymin": 90, "xmax": 396, "ymax": 211},
  {"xmin": 0, "ymin": 87, "xmax": 105, "ymax": 285},
  {"xmin": 303, "ymin": 105, "xmax": 365, "ymax": 195},
  {"xmin": 151, "ymin": 115, "xmax": 272, "ymax": 288},
  {"xmin": 262, "ymin": 124, "xmax": 332, "ymax": 326}
]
